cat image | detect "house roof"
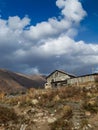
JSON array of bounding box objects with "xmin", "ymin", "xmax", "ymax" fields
[
  {"xmin": 46, "ymin": 70, "xmax": 76, "ymax": 79},
  {"xmin": 76, "ymin": 73, "xmax": 98, "ymax": 78}
]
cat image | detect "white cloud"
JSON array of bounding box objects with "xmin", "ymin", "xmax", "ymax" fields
[
  {"xmin": 0, "ymin": 0, "xmax": 97, "ymax": 75},
  {"xmin": 23, "ymin": 67, "xmax": 39, "ymax": 74},
  {"xmin": 56, "ymin": 0, "xmax": 87, "ymax": 22},
  {"xmin": 8, "ymin": 16, "xmax": 30, "ymax": 30}
]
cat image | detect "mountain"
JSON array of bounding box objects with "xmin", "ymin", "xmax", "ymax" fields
[{"xmin": 0, "ymin": 69, "xmax": 46, "ymax": 94}]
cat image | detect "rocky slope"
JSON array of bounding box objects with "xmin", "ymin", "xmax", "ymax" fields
[{"xmin": 0, "ymin": 86, "xmax": 98, "ymax": 130}]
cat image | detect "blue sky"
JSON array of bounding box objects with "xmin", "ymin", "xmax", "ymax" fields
[
  {"xmin": 0, "ymin": 0, "xmax": 59, "ymax": 24},
  {"xmin": 77, "ymin": 0, "xmax": 98, "ymax": 43},
  {"xmin": 0, "ymin": 0, "xmax": 98, "ymax": 75},
  {"xmin": 0, "ymin": 0, "xmax": 98, "ymax": 42}
]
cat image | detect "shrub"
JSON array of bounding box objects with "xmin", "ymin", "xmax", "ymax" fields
[
  {"xmin": 50, "ymin": 105, "xmax": 73, "ymax": 130},
  {"xmin": 0, "ymin": 105, "xmax": 18, "ymax": 124},
  {"xmin": 50, "ymin": 116, "xmax": 73, "ymax": 130},
  {"xmin": 82, "ymin": 100, "xmax": 98, "ymax": 113}
]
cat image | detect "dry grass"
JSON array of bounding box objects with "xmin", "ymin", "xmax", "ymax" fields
[
  {"xmin": 50, "ymin": 105, "xmax": 73, "ymax": 130},
  {"xmin": 0, "ymin": 106, "xmax": 18, "ymax": 124},
  {"xmin": 3, "ymin": 86, "xmax": 83, "ymax": 108},
  {"xmin": 1, "ymin": 85, "xmax": 98, "ymax": 130}
]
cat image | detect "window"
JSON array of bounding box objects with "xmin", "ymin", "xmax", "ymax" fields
[
  {"xmin": 51, "ymin": 79, "xmax": 54, "ymax": 82},
  {"xmin": 55, "ymin": 83, "xmax": 57, "ymax": 87}
]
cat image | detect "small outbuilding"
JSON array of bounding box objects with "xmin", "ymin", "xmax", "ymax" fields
[{"xmin": 45, "ymin": 70, "xmax": 76, "ymax": 89}]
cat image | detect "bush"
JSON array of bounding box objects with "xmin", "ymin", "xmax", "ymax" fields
[
  {"xmin": 0, "ymin": 105, "xmax": 18, "ymax": 124},
  {"xmin": 50, "ymin": 116, "xmax": 73, "ymax": 130},
  {"xmin": 82, "ymin": 100, "xmax": 98, "ymax": 113},
  {"xmin": 50, "ymin": 105, "xmax": 73, "ymax": 130}
]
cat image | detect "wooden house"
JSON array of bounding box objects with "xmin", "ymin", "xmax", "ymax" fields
[{"xmin": 45, "ymin": 70, "xmax": 76, "ymax": 89}]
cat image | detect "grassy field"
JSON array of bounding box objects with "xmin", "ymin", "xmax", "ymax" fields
[{"xmin": 0, "ymin": 86, "xmax": 98, "ymax": 130}]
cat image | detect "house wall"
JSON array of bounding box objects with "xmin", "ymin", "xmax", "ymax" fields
[
  {"xmin": 44, "ymin": 82, "xmax": 52, "ymax": 89},
  {"xmin": 45, "ymin": 70, "xmax": 71, "ymax": 89},
  {"xmin": 67, "ymin": 75, "xmax": 95, "ymax": 85},
  {"xmin": 47, "ymin": 71, "xmax": 70, "ymax": 84},
  {"xmin": 45, "ymin": 70, "xmax": 98, "ymax": 89}
]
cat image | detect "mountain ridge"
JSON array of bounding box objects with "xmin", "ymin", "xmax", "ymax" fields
[{"xmin": 0, "ymin": 69, "xmax": 46, "ymax": 94}]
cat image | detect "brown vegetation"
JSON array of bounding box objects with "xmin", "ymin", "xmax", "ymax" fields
[
  {"xmin": 0, "ymin": 106, "xmax": 18, "ymax": 124},
  {"xmin": 0, "ymin": 85, "xmax": 98, "ymax": 130}
]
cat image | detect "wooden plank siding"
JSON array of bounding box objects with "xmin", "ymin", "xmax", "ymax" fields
[
  {"xmin": 45, "ymin": 70, "xmax": 98, "ymax": 89},
  {"xmin": 67, "ymin": 75, "xmax": 96, "ymax": 85}
]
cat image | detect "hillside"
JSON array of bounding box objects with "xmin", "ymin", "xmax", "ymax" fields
[
  {"xmin": 0, "ymin": 69, "xmax": 46, "ymax": 94},
  {"xmin": 0, "ymin": 86, "xmax": 98, "ymax": 130}
]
